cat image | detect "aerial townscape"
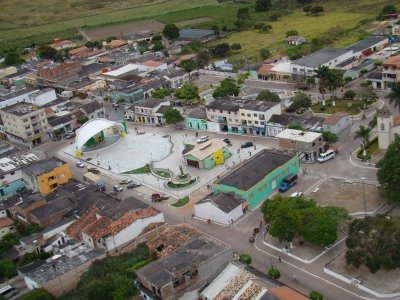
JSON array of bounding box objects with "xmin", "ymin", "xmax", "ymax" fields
[{"xmin": 1, "ymin": 0, "xmax": 400, "ymax": 299}]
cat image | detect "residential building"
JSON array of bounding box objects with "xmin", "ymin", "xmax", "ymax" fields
[
  {"xmin": 382, "ymin": 55, "xmax": 400, "ymax": 89},
  {"xmin": 239, "ymin": 100, "xmax": 281, "ymax": 135},
  {"xmin": 122, "ymin": 30, "xmax": 154, "ymax": 44},
  {"xmin": 21, "ymin": 158, "xmax": 72, "ymax": 195},
  {"xmin": 107, "ymin": 39, "xmax": 128, "ymax": 49},
  {"xmin": 345, "ymin": 37, "xmax": 387, "ymax": 59},
  {"xmin": 0, "ymin": 143, "xmax": 40, "ymax": 198},
  {"xmin": 200, "ymin": 261, "xmax": 308, "ymax": 300},
  {"xmin": 184, "ymin": 109, "xmax": 208, "ymax": 131},
  {"xmin": 78, "ymin": 101, "xmax": 105, "ymax": 120},
  {"xmin": 136, "ymin": 224, "xmax": 232, "ymax": 300},
  {"xmin": 0, "ymin": 87, "xmax": 39, "ymax": 109},
  {"xmin": 37, "ymin": 62, "xmax": 81, "ymax": 89},
  {"xmin": 213, "ymin": 150, "xmax": 299, "ymax": 209},
  {"xmin": 0, "ymin": 102, "xmax": 49, "ymax": 146},
  {"xmin": 179, "ymin": 29, "xmax": 216, "ymax": 42},
  {"xmin": 183, "ymin": 138, "xmax": 231, "ymax": 169},
  {"xmin": 111, "ymin": 84, "xmax": 144, "ymax": 104},
  {"xmin": 257, "ymin": 64, "xmax": 274, "ymax": 80},
  {"xmin": 21, "ymin": 248, "xmax": 106, "ymax": 297},
  {"xmin": 365, "ymin": 70, "xmax": 384, "ymax": 90},
  {"xmin": 343, "ymin": 58, "xmax": 376, "ymax": 80},
  {"xmin": 194, "ymin": 193, "xmax": 244, "ymax": 225},
  {"xmin": 67, "ymin": 197, "xmax": 164, "ymax": 251},
  {"xmin": 206, "ymin": 98, "xmax": 240, "ymax": 133},
  {"xmin": 27, "ymin": 88, "xmax": 58, "ymax": 106},
  {"xmin": 128, "ymin": 98, "xmax": 170, "ymax": 125},
  {"xmin": 162, "ymin": 69, "xmax": 190, "ymax": 89},
  {"xmin": 322, "ymin": 112, "xmax": 351, "ymax": 140},
  {"xmin": 276, "ymin": 129, "xmax": 324, "ymax": 162},
  {"xmin": 49, "ymin": 39, "xmax": 76, "ymax": 50},
  {"xmin": 265, "ymin": 114, "xmax": 324, "ymax": 137},
  {"xmin": 0, "ymin": 217, "xmax": 15, "ymax": 239},
  {"xmin": 287, "ymin": 35, "xmax": 305, "ymax": 46},
  {"xmin": 140, "ymin": 60, "xmax": 168, "ymax": 72},
  {"xmin": 4, "ymin": 193, "xmax": 46, "ymax": 224},
  {"xmin": 290, "ymin": 48, "xmax": 353, "ymax": 80},
  {"xmin": 0, "ymin": 68, "xmax": 35, "ymax": 87},
  {"xmin": 239, "ymin": 63, "xmax": 262, "ymax": 80},
  {"xmin": 377, "ymin": 105, "xmax": 400, "ymax": 149}
]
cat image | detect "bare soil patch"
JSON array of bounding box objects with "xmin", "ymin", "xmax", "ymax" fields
[{"xmin": 83, "ymin": 19, "xmax": 165, "ymax": 40}]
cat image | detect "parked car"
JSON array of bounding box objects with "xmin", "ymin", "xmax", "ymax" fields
[
  {"xmin": 76, "ymin": 160, "xmax": 85, "ymax": 168},
  {"xmin": 119, "ymin": 178, "xmax": 133, "ymax": 185},
  {"xmin": 112, "ymin": 102, "xmax": 119, "ymax": 107},
  {"xmin": 0, "ymin": 285, "xmax": 19, "ymax": 299},
  {"xmin": 317, "ymin": 149, "xmax": 336, "ymax": 163},
  {"xmin": 221, "ymin": 138, "xmax": 231, "ymax": 145},
  {"xmin": 113, "ymin": 185, "xmax": 123, "ymax": 192},
  {"xmin": 151, "ymin": 193, "xmax": 169, "ymax": 202},
  {"xmin": 127, "ymin": 182, "xmax": 141, "ymax": 189},
  {"xmin": 87, "ymin": 167, "xmax": 100, "ymax": 174},
  {"xmin": 65, "ymin": 131, "xmax": 76, "ymax": 139},
  {"xmin": 197, "ymin": 136, "xmax": 209, "ymax": 143},
  {"xmin": 241, "ymin": 141, "xmax": 253, "ymax": 148},
  {"xmin": 290, "ymin": 191, "xmax": 303, "ymax": 198}
]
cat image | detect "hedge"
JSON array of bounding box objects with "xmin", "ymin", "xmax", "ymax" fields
[{"xmin": 239, "ymin": 254, "xmax": 252, "ymax": 265}]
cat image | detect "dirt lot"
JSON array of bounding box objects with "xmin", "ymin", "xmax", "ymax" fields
[
  {"xmin": 83, "ymin": 19, "xmax": 165, "ymax": 40},
  {"xmin": 310, "ymin": 178, "xmax": 384, "ymax": 214},
  {"xmin": 176, "ymin": 17, "xmax": 213, "ymax": 27},
  {"xmin": 327, "ymin": 251, "xmax": 400, "ymax": 294}
]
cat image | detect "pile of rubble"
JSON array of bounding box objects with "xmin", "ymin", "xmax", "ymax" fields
[
  {"xmin": 239, "ymin": 281, "xmax": 263, "ymax": 300},
  {"xmin": 147, "ymin": 224, "xmax": 203, "ymax": 257},
  {"xmin": 214, "ymin": 269, "xmax": 255, "ymax": 300}
]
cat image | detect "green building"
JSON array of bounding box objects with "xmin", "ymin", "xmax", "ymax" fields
[
  {"xmin": 212, "ymin": 150, "xmax": 299, "ymax": 208},
  {"xmin": 112, "ymin": 86, "xmax": 144, "ymax": 104},
  {"xmin": 184, "ymin": 109, "xmax": 208, "ymax": 131},
  {"xmin": 183, "ymin": 139, "xmax": 231, "ymax": 169}
]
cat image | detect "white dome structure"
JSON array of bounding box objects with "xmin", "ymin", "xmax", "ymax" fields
[{"xmin": 75, "ymin": 118, "xmax": 125, "ymax": 151}]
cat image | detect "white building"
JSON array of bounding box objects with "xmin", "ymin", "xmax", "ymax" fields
[
  {"xmin": 377, "ymin": 106, "xmax": 400, "ymax": 149},
  {"xmin": 0, "ymin": 88, "xmax": 39, "ymax": 109},
  {"xmin": 0, "ymin": 217, "xmax": 15, "ymax": 239},
  {"xmin": 194, "ymin": 193, "xmax": 244, "ymax": 226},
  {"xmin": 27, "ymin": 88, "xmax": 57, "ymax": 106}
]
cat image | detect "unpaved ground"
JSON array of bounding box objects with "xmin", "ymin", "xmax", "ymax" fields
[
  {"xmin": 176, "ymin": 17, "xmax": 213, "ymax": 27},
  {"xmin": 327, "ymin": 251, "xmax": 400, "ymax": 294},
  {"xmin": 310, "ymin": 178, "xmax": 384, "ymax": 213},
  {"xmin": 83, "ymin": 19, "xmax": 165, "ymax": 40}
]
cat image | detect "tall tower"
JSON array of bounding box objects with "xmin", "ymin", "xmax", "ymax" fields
[{"xmin": 377, "ymin": 106, "xmax": 393, "ymax": 150}]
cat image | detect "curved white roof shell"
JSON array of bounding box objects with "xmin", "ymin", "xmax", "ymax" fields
[{"xmin": 75, "ymin": 118, "xmax": 124, "ymax": 151}]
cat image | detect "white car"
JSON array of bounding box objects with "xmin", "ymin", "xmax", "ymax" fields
[
  {"xmin": 197, "ymin": 136, "xmax": 209, "ymax": 143},
  {"xmin": 290, "ymin": 192, "xmax": 303, "ymax": 198},
  {"xmin": 76, "ymin": 160, "xmax": 85, "ymax": 168}
]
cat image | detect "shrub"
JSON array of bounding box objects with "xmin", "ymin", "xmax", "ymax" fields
[
  {"xmin": 239, "ymin": 254, "xmax": 252, "ymax": 264},
  {"xmin": 310, "ymin": 291, "xmax": 323, "ymax": 300},
  {"xmin": 343, "ymin": 90, "xmax": 356, "ymax": 100},
  {"xmin": 267, "ymin": 267, "xmax": 281, "ymax": 279}
]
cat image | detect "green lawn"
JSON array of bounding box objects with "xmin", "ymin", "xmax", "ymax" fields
[
  {"xmin": 311, "ymin": 99, "xmax": 365, "ymax": 115},
  {"xmin": 167, "ymin": 178, "xmax": 196, "ymax": 189},
  {"xmin": 153, "ymin": 169, "xmax": 171, "ymax": 179},
  {"xmin": 357, "ymin": 138, "xmax": 378, "ymax": 160},
  {"xmin": 171, "ymin": 196, "xmax": 190, "ymax": 207},
  {"xmin": 123, "ymin": 165, "xmax": 150, "ymax": 174}
]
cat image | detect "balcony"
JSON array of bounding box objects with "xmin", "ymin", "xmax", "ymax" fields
[{"xmin": 213, "ymin": 117, "xmax": 227, "ymax": 124}]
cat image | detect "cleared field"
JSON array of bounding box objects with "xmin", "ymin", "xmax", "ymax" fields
[
  {"xmin": 176, "ymin": 17, "xmax": 213, "ymax": 28},
  {"xmin": 83, "ymin": 19, "xmax": 165, "ymax": 40},
  {"xmin": 209, "ymin": 11, "xmax": 370, "ymax": 62}
]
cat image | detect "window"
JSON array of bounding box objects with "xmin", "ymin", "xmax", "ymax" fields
[
  {"xmin": 260, "ymin": 121, "xmax": 265, "ymax": 125},
  {"xmin": 381, "ymin": 123, "xmax": 385, "ymax": 131},
  {"xmin": 0, "ymin": 175, "xmax": 4, "ymax": 179},
  {"xmin": 247, "ymin": 114, "xmax": 251, "ymax": 117},
  {"xmin": 25, "ymin": 126, "xmax": 30, "ymax": 129},
  {"xmin": 10, "ymin": 172, "xmax": 14, "ymax": 175},
  {"xmin": 220, "ymin": 110, "xmax": 223, "ymax": 113},
  {"xmin": 241, "ymin": 113, "xmax": 245, "ymax": 116},
  {"xmin": 23, "ymin": 119, "xmax": 28, "ymax": 122},
  {"xmin": 255, "ymin": 121, "xmax": 259, "ymax": 124},
  {"xmin": 254, "ymin": 113, "xmax": 258, "ymax": 117},
  {"xmin": 248, "ymin": 121, "xmax": 252, "ymax": 124}
]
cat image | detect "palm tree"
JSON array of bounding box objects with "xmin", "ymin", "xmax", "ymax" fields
[
  {"xmin": 354, "ymin": 125, "xmax": 371, "ymax": 158},
  {"xmin": 388, "ymin": 82, "xmax": 400, "ymax": 111}
]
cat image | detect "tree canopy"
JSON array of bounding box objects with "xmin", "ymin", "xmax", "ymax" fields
[
  {"xmin": 256, "ymin": 90, "xmax": 281, "ymax": 102},
  {"xmin": 377, "ymin": 136, "xmax": 400, "ymax": 203},
  {"xmin": 212, "ymin": 78, "xmax": 240, "ymax": 98},
  {"xmin": 310, "ymin": 5, "xmax": 324, "ymax": 15},
  {"xmin": 163, "ymin": 108, "xmax": 184, "ymax": 125},
  {"xmin": 21, "ymin": 288, "xmax": 55, "ymax": 300},
  {"xmin": 259, "ymin": 48, "xmax": 272, "ymax": 60},
  {"xmin": 288, "ymin": 92, "xmax": 312, "ymax": 113},
  {"xmin": 151, "ymin": 88, "xmax": 170, "ymax": 99},
  {"xmin": 255, "ymin": 0, "xmax": 271, "ymax": 12},
  {"xmin": 211, "ymin": 43, "xmax": 231, "ymax": 58},
  {"xmin": 388, "ymin": 82, "xmax": 400, "ymax": 111},
  {"xmin": 4, "ymin": 50, "xmax": 20, "ymax": 66},
  {"xmin": 0, "ymin": 258, "xmax": 17, "ymax": 279},
  {"xmin": 163, "ymin": 24, "xmax": 180, "ymax": 39},
  {"xmin": 37, "ymin": 45, "xmax": 57, "ymax": 60},
  {"xmin": 261, "ymin": 195, "xmax": 348, "ymax": 246},
  {"xmin": 381, "ymin": 4, "xmax": 398, "ymax": 15},
  {"xmin": 174, "ymin": 83, "xmax": 199, "ymax": 100},
  {"xmin": 180, "ymin": 59, "xmax": 197, "ymax": 73}
]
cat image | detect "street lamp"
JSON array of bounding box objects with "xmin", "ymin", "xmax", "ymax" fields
[{"xmin": 361, "ymin": 177, "xmax": 366, "ymax": 216}]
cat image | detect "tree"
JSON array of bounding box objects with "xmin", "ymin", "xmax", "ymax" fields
[
  {"xmin": 211, "ymin": 24, "xmax": 220, "ymax": 36},
  {"xmin": 163, "ymin": 24, "xmax": 179, "ymax": 39},
  {"xmin": 0, "ymin": 259, "xmax": 16, "ymax": 279},
  {"xmin": 377, "ymin": 136, "xmax": 400, "ymax": 203},
  {"xmin": 212, "ymin": 78, "xmax": 240, "ymax": 98},
  {"xmin": 267, "ymin": 267, "xmax": 281, "ymax": 279},
  {"xmin": 37, "ymin": 45, "xmax": 57, "ymax": 60},
  {"xmin": 152, "ymin": 40, "xmax": 164, "ymax": 52},
  {"xmin": 211, "ymin": 43, "xmax": 231, "ymax": 58},
  {"xmin": 310, "ymin": 5, "xmax": 324, "ymax": 15},
  {"xmin": 310, "ymin": 291, "xmax": 324, "ymax": 300},
  {"xmin": 237, "ymin": 72, "xmax": 249, "ymax": 85},
  {"xmin": 77, "ymin": 115, "xmax": 89, "ymax": 125},
  {"xmin": 4, "ymin": 50, "xmax": 20, "ymax": 66},
  {"xmin": 303, "ymin": 5, "xmax": 312, "ymax": 14},
  {"xmin": 259, "ymin": 48, "xmax": 272, "ymax": 60},
  {"xmin": 289, "ymin": 92, "xmax": 312, "ymax": 113},
  {"xmin": 288, "ymin": 124, "xmax": 304, "ymax": 130},
  {"xmin": 196, "ymin": 50, "xmax": 210, "ymax": 68},
  {"xmin": 321, "ymin": 131, "xmax": 338, "ymax": 144},
  {"xmin": 175, "ymin": 83, "xmax": 199, "ymax": 100},
  {"xmin": 381, "ymin": 4, "xmax": 397, "ymax": 15},
  {"xmin": 151, "ymin": 88, "xmax": 170, "ymax": 99},
  {"xmin": 255, "ymin": 0, "xmax": 271, "ymax": 12},
  {"xmin": 324, "ymin": 69, "xmax": 343, "ymax": 99},
  {"xmin": 261, "ymin": 24, "xmax": 273, "ymax": 32},
  {"xmin": 343, "ymin": 90, "xmax": 356, "ymax": 100},
  {"xmin": 256, "ymin": 90, "xmax": 280, "ymax": 102},
  {"xmin": 354, "ymin": 125, "xmax": 371, "ymax": 150},
  {"xmin": 21, "ymin": 288, "xmax": 55, "ymax": 300},
  {"xmin": 286, "ymin": 30, "xmax": 299, "ymax": 37},
  {"xmin": 163, "ymin": 108, "xmax": 184, "ymax": 125},
  {"xmin": 180, "ymin": 59, "xmax": 197, "ymax": 73},
  {"xmin": 235, "ymin": 7, "xmax": 250, "ymax": 30},
  {"xmin": 239, "ymin": 254, "xmax": 251, "ymax": 264},
  {"xmin": 231, "ymin": 43, "xmax": 242, "ymax": 52},
  {"xmin": 268, "ymin": 13, "xmax": 281, "ymax": 21},
  {"xmin": 388, "ymin": 82, "xmax": 400, "ymax": 111}
]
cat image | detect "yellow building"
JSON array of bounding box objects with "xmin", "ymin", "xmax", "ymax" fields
[{"xmin": 22, "ymin": 158, "xmax": 72, "ymax": 195}]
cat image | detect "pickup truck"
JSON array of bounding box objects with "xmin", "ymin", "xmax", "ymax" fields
[{"xmin": 279, "ymin": 174, "xmax": 298, "ymax": 192}]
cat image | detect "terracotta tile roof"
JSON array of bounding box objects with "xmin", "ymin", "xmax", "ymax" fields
[
  {"xmin": 142, "ymin": 60, "xmax": 163, "ymax": 67},
  {"xmin": 66, "ymin": 207, "xmax": 99, "ymax": 241},
  {"xmin": 50, "ymin": 40, "xmax": 74, "ymax": 48},
  {"xmin": 174, "ymin": 54, "xmax": 197, "ymax": 65},
  {"xmin": 323, "ymin": 112, "xmax": 350, "ymax": 125},
  {"xmin": 69, "ymin": 46, "xmax": 90, "ymax": 56},
  {"xmin": 394, "ymin": 115, "xmax": 400, "ymax": 126},
  {"xmin": 268, "ymin": 286, "xmax": 309, "ymax": 300},
  {"xmin": 82, "ymin": 216, "xmax": 112, "ymax": 239},
  {"xmin": 38, "ymin": 62, "xmax": 81, "ymax": 80},
  {"xmin": 384, "ymin": 55, "xmax": 400, "ymax": 68},
  {"xmin": 108, "ymin": 40, "xmax": 127, "ymax": 49},
  {"xmin": 0, "ymin": 217, "xmax": 14, "ymax": 228},
  {"xmin": 257, "ymin": 64, "xmax": 274, "ymax": 75}
]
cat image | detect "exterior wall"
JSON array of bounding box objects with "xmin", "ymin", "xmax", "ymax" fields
[
  {"xmin": 278, "ymin": 135, "xmax": 324, "ymax": 153},
  {"xmin": 197, "ymin": 247, "xmax": 233, "ymax": 286},
  {"xmin": 0, "ymin": 224, "xmax": 15, "ymax": 239},
  {"xmin": 184, "ymin": 117, "xmax": 208, "ymax": 131},
  {"xmin": 8, "ymin": 198, "xmax": 46, "ymax": 223},
  {"xmin": 36, "ymin": 163, "xmax": 72, "ymax": 196},
  {"xmin": 112, "ymin": 89, "xmax": 144, "ymax": 104},
  {"xmin": 185, "ymin": 148, "xmax": 230, "ymax": 170},
  {"xmin": 28, "ymin": 89, "xmax": 57, "ymax": 106},
  {"xmin": 212, "ymin": 156, "xmax": 300, "ymax": 208},
  {"xmin": 194, "ymin": 202, "xmax": 243, "ymax": 225},
  {"xmin": 103, "ymin": 213, "xmax": 164, "ymax": 251},
  {"xmin": 0, "ymin": 174, "xmax": 25, "ymax": 198},
  {"xmin": 30, "ymin": 207, "xmax": 70, "ymax": 228},
  {"xmin": 82, "ymin": 232, "xmax": 95, "ymax": 248},
  {"xmin": 378, "ymin": 115, "xmax": 392, "ymax": 149},
  {"xmin": 0, "ymin": 209, "xmax": 7, "ymax": 218},
  {"xmin": 323, "ymin": 116, "xmax": 352, "ymax": 140},
  {"xmin": 0, "ymin": 90, "xmax": 39, "ymax": 109}
]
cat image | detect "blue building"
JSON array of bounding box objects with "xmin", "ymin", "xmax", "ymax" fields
[{"xmin": 184, "ymin": 109, "xmax": 208, "ymax": 131}]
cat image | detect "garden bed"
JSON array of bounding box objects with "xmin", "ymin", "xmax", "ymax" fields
[
  {"xmin": 167, "ymin": 178, "xmax": 197, "ymax": 189},
  {"xmin": 153, "ymin": 169, "xmax": 172, "ymax": 179},
  {"xmin": 311, "ymin": 99, "xmax": 366, "ymax": 115},
  {"xmin": 123, "ymin": 165, "xmax": 150, "ymax": 174},
  {"xmin": 171, "ymin": 196, "xmax": 190, "ymax": 207},
  {"xmin": 356, "ymin": 138, "xmax": 378, "ymax": 161}
]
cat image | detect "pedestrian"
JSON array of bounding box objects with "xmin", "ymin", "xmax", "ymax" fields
[
  {"xmin": 278, "ymin": 257, "xmax": 282, "ymax": 263},
  {"xmin": 254, "ymin": 145, "xmax": 256, "ymax": 150},
  {"xmin": 185, "ymin": 133, "xmax": 187, "ymax": 138},
  {"xmin": 248, "ymin": 151, "xmax": 251, "ymax": 156}
]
